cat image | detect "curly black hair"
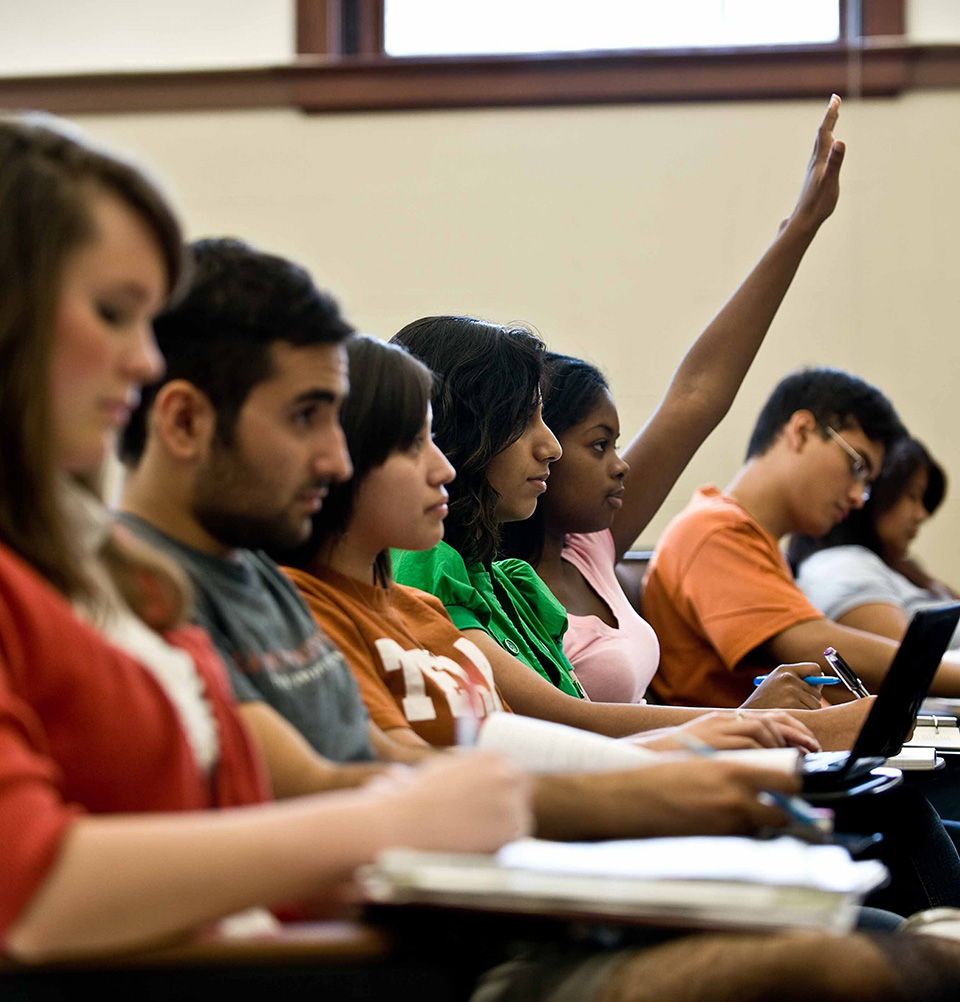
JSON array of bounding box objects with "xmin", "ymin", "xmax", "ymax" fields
[{"xmin": 391, "ymin": 316, "xmax": 545, "ymax": 566}]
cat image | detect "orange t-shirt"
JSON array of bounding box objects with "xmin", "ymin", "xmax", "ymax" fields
[
  {"xmin": 284, "ymin": 565, "xmax": 507, "ymax": 747},
  {"xmin": 642, "ymin": 486, "xmax": 824, "ymax": 708}
]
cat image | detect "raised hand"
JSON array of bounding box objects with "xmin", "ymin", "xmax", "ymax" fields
[{"xmin": 789, "ymin": 93, "xmax": 845, "ymax": 231}]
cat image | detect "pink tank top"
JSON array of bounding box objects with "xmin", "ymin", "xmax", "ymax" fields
[{"xmin": 560, "ymin": 530, "xmax": 660, "ymax": 703}]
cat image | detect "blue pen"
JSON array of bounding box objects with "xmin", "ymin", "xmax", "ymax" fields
[
  {"xmin": 753, "ymin": 674, "xmax": 840, "ymax": 687},
  {"xmin": 673, "ymin": 733, "xmax": 834, "ymax": 835}
]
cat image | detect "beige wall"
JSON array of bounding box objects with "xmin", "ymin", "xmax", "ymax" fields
[
  {"xmin": 910, "ymin": 0, "xmax": 960, "ymax": 41},
  {"xmin": 0, "ymin": 0, "xmax": 294, "ymax": 74},
  {"xmin": 73, "ymin": 90, "xmax": 960, "ymax": 574}
]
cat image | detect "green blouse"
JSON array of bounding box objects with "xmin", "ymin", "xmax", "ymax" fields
[{"xmin": 392, "ymin": 541, "xmax": 585, "ymax": 698}]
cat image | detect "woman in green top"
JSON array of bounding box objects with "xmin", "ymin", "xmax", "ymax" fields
[
  {"xmin": 388, "ymin": 317, "xmax": 823, "ymax": 747},
  {"xmin": 391, "ymin": 97, "xmax": 874, "ymax": 752}
]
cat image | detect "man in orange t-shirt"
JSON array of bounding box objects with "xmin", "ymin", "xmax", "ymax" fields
[
  {"xmin": 640, "ymin": 368, "xmax": 960, "ymax": 707},
  {"xmin": 643, "ymin": 485, "xmax": 825, "ymax": 707}
]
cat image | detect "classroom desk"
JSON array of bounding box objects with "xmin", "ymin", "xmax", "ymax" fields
[
  {"xmin": 0, "ymin": 920, "xmax": 481, "ymax": 1001},
  {"xmin": 0, "ymin": 920, "xmax": 388, "ymax": 969}
]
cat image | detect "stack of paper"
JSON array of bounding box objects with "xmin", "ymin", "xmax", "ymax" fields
[
  {"xmin": 887, "ymin": 746, "xmax": 941, "ymax": 769},
  {"xmin": 477, "ymin": 712, "xmax": 802, "ymax": 775},
  {"xmin": 362, "ymin": 836, "xmax": 887, "ymax": 934}
]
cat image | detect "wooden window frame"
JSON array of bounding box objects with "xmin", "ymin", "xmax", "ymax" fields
[
  {"xmin": 287, "ymin": 0, "xmax": 914, "ymax": 111},
  {"xmin": 3, "ymin": 0, "xmax": 960, "ymax": 116}
]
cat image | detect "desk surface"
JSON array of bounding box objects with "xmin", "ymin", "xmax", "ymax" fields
[{"xmin": 0, "ymin": 921, "xmax": 391, "ymax": 972}]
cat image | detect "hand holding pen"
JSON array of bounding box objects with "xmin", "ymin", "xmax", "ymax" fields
[
  {"xmin": 673, "ymin": 733, "xmax": 834, "ymax": 840},
  {"xmin": 743, "ymin": 663, "xmax": 836, "ymax": 711}
]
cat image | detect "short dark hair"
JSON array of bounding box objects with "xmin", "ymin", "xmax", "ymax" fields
[
  {"xmin": 746, "ymin": 367, "xmax": 904, "ymax": 460},
  {"xmin": 391, "ymin": 316, "xmax": 545, "ymax": 566},
  {"xmin": 119, "ymin": 237, "xmax": 354, "ymax": 465},
  {"xmin": 788, "ymin": 436, "xmax": 947, "ymax": 571},
  {"xmin": 501, "ymin": 352, "xmax": 608, "ymax": 565},
  {"xmin": 279, "ymin": 334, "xmax": 434, "ymax": 585}
]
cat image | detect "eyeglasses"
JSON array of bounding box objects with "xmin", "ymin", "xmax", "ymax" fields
[{"xmin": 824, "ymin": 425, "xmax": 872, "ymax": 502}]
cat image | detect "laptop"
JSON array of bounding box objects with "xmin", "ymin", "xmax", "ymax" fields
[{"xmin": 801, "ymin": 602, "xmax": 960, "ymax": 792}]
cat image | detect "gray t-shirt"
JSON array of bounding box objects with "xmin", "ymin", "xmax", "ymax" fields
[
  {"xmin": 796, "ymin": 544, "xmax": 960, "ymax": 651},
  {"xmin": 118, "ymin": 513, "xmax": 374, "ymax": 762}
]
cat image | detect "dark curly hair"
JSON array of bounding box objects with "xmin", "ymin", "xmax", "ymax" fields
[
  {"xmin": 278, "ymin": 334, "xmax": 434, "ymax": 585},
  {"xmin": 391, "ymin": 316, "xmax": 545, "ymax": 566},
  {"xmin": 119, "ymin": 237, "xmax": 354, "ymax": 465}
]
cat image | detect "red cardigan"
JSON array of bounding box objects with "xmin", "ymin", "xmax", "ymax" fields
[{"xmin": 0, "ymin": 541, "xmax": 269, "ymax": 942}]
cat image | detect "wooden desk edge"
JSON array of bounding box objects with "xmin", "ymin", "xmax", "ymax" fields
[{"xmin": 0, "ymin": 921, "xmax": 392, "ymax": 972}]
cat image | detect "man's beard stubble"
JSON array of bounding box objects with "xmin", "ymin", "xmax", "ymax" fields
[{"xmin": 192, "ymin": 445, "xmax": 314, "ymax": 554}]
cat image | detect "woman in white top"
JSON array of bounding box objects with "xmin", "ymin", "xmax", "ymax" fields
[{"xmin": 789, "ymin": 437, "xmax": 960, "ymax": 647}]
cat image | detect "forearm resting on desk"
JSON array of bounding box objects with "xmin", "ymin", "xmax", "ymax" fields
[
  {"xmin": 7, "ymin": 753, "xmax": 530, "ymax": 962},
  {"xmin": 530, "ymin": 761, "xmax": 797, "ymax": 841},
  {"xmin": 6, "ymin": 788, "xmax": 405, "ymax": 962}
]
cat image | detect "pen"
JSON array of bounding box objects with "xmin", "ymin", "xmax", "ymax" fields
[
  {"xmin": 673, "ymin": 733, "xmax": 834, "ymax": 834},
  {"xmin": 823, "ymin": 647, "xmax": 870, "ymax": 698},
  {"xmin": 753, "ymin": 674, "xmax": 840, "ymax": 687}
]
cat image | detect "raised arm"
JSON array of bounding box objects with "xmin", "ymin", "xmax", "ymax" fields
[{"xmin": 611, "ymin": 96, "xmax": 846, "ymax": 560}]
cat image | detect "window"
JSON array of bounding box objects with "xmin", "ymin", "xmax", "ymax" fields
[
  {"xmin": 0, "ymin": 0, "xmax": 928, "ymax": 116},
  {"xmin": 384, "ymin": 0, "xmax": 841, "ymax": 58}
]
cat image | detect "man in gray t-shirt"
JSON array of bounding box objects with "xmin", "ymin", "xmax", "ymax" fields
[
  {"xmin": 119, "ymin": 513, "xmax": 373, "ymax": 762},
  {"xmin": 116, "ymin": 239, "xmax": 394, "ymax": 777}
]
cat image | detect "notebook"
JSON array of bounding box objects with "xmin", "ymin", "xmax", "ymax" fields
[
  {"xmin": 801, "ymin": 603, "xmax": 960, "ymax": 791},
  {"xmin": 907, "ymin": 704, "xmax": 960, "ymax": 749},
  {"xmin": 361, "ymin": 835, "xmax": 887, "ymax": 934}
]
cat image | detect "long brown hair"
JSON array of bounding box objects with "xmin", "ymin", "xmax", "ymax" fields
[{"xmin": 0, "ymin": 113, "xmax": 187, "ymax": 624}]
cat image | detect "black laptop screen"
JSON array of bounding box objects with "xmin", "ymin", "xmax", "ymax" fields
[{"xmin": 849, "ymin": 602, "xmax": 960, "ymax": 761}]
